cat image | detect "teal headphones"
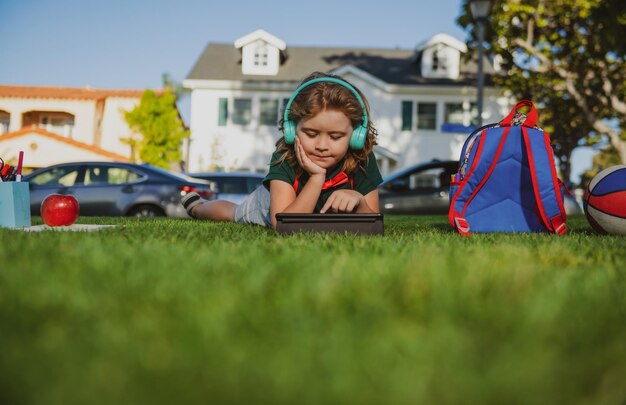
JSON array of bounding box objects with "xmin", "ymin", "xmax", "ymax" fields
[{"xmin": 283, "ymin": 77, "xmax": 369, "ymax": 150}]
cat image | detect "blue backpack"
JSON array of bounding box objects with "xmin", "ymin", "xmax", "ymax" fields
[{"xmin": 448, "ymin": 100, "xmax": 567, "ymax": 235}]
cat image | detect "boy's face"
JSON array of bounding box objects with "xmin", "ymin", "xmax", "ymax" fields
[{"xmin": 296, "ymin": 109, "xmax": 353, "ymax": 170}]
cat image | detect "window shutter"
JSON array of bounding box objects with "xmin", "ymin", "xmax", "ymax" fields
[
  {"xmin": 401, "ymin": 101, "xmax": 413, "ymax": 131},
  {"xmin": 218, "ymin": 98, "xmax": 228, "ymax": 126}
]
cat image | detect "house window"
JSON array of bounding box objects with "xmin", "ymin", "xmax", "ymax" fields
[
  {"xmin": 444, "ymin": 103, "xmax": 464, "ymax": 125},
  {"xmin": 0, "ymin": 112, "xmax": 9, "ymax": 134},
  {"xmin": 218, "ymin": 98, "xmax": 228, "ymax": 126},
  {"xmin": 40, "ymin": 114, "xmax": 74, "ymax": 137},
  {"xmin": 401, "ymin": 101, "xmax": 413, "ymax": 131},
  {"xmin": 233, "ymin": 98, "xmax": 252, "ymax": 125},
  {"xmin": 260, "ymin": 99, "xmax": 279, "ymax": 126},
  {"xmin": 253, "ymin": 42, "xmax": 268, "ymax": 67},
  {"xmin": 417, "ymin": 103, "xmax": 437, "ymax": 130},
  {"xmin": 432, "ymin": 49, "xmax": 447, "ymax": 72}
]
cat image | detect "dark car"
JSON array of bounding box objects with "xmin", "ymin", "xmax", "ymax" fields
[
  {"xmin": 186, "ymin": 172, "xmax": 264, "ymax": 204},
  {"xmin": 379, "ymin": 160, "xmax": 458, "ymax": 214},
  {"xmin": 379, "ymin": 159, "xmax": 582, "ymax": 215},
  {"xmin": 24, "ymin": 162, "xmax": 215, "ymax": 217}
]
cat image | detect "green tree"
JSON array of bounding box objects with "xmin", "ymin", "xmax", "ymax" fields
[
  {"xmin": 162, "ymin": 73, "xmax": 190, "ymax": 100},
  {"xmin": 123, "ymin": 89, "xmax": 190, "ymax": 169},
  {"xmin": 580, "ymin": 145, "xmax": 622, "ymax": 186},
  {"xmin": 458, "ymin": 0, "xmax": 626, "ymax": 182}
]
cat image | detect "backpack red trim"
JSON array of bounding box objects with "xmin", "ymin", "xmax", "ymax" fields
[
  {"xmin": 543, "ymin": 132, "xmax": 567, "ymax": 224},
  {"xmin": 448, "ymin": 129, "xmax": 488, "ymax": 228},
  {"xmin": 521, "ymin": 127, "xmax": 552, "ymax": 232},
  {"xmin": 454, "ymin": 217, "xmax": 471, "ymax": 236}
]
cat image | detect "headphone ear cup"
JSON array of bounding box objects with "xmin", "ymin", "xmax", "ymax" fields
[
  {"xmin": 349, "ymin": 125, "xmax": 367, "ymax": 150},
  {"xmin": 283, "ymin": 120, "xmax": 296, "ymax": 144}
]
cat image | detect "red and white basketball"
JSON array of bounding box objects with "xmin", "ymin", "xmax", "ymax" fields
[{"xmin": 583, "ymin": 165, "xmax": 626, "ymax": 235}]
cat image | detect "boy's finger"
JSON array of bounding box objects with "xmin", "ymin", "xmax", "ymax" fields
[
  {"xmin": 320, "ymin": 194, "xmax": 335, "ymax": 213},
  {"xmin": 338, "ymin": 199, "xmax": 349, "ymax": 213}
]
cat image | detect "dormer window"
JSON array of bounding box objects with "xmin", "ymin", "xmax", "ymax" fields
[
  {"xmin": 432, "ymin": 49, "xmax": 448, "ymax": 72},
  {"xmin": 415, "ymin": 33, "xmax": 466, "ymax": 80},
  {"xmin": 254, "ymin": 42, "xmax": 269, "ymax": 67},
  {"xmin": 235, "ymin": 29, "xmax": 287, "ymax": 76}
]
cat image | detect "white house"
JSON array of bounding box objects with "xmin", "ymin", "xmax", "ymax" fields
[
  {"xmin": 183, "ymin": 29, "xmax": 512, "ymax": 176},
  {"xmin": 0, "ymin": 86, "xmax": 150, "ymax": 168}
]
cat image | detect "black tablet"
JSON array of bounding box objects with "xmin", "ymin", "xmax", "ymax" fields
[{"xmin": 275, "ymin": 213, "xmax": 384, "ymax": 235}]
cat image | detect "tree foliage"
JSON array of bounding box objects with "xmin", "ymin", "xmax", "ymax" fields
[
  {"xmin": 458, "ymin": 0, "xmax": 626, "ymax": 183},
  {"xmin": 162, "ymin": 73, "xmax": 190, "ymax": 100},
  {"xmin": 123, "ymin": 89, "xmax": 190, "ymax": 169},
  {"xmin": 580, "ymin": 145, "xmax": 622, "ymax": 187}
]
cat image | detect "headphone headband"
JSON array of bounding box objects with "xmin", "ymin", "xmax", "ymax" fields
[{"xmin": 283, "ymin": 77, "xmax": 369, "ymax": 128}]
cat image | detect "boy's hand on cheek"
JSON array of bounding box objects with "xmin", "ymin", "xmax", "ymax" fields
[
  {"xmin": 295, "ymin": 136, "xmax": 326, "ymax": 177},
  {"xmin": 320, "ymin": 190, "xmax": 363, "ymax": 213}
]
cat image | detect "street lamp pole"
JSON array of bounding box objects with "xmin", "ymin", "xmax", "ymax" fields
[
  {"xmin": 476, "ymin": 20, "xmax": 485, "ymax": 127},
  {"xmin": 469, "ymin": 0, "xmax": 492, "ymax": 127}
]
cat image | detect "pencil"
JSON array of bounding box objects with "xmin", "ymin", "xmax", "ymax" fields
[{"xmin": 16, "ymin": 151, "xmax": 24, "ymax": 182}]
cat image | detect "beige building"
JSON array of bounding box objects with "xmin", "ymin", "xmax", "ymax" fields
[{"xmin": 0, "ymin": 85, "xmax": 151, "ymax": 168}]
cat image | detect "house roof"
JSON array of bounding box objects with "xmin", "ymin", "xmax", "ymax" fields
[
  {"xmin": 0, "ymin": 85, "xmax": 149, "ymax": 100},
  {"xmin": 415, "ymin": 33, "xmax": 468, "ymax": 53},
  {"xmin": 186, "ymin": 43, "xmax": 495, "ymax": 86},
  {"xmin": 0, "ymin": 126, "xmax": 130, "ymax": 161},
  {"xmin": 234, "ymin": 29, "xmax": 286, "ymax": 50}
]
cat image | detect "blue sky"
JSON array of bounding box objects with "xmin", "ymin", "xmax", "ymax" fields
[
  {"xmin": 0, "ymin": 0, "xmax": 468, "ymax": 88},
  {"xmin": 0, "ymin": 0, "xmax": 594, "ymax": 182}
]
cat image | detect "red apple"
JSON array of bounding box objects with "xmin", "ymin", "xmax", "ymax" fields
[{"xmin": 40, "ymin": 194, "xmax": 80, "ymax": 227}]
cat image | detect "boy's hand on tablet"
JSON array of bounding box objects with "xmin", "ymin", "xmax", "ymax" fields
[{"xmin": 320, "ymin": 189, "xmax": 363, "ymax": 213}]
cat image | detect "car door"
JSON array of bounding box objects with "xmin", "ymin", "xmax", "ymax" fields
[
  {"xmin": 27, "ymin": 165, "xmax": 84, "ymax": 215},
  {"xmin": 74, "ymin": 165, "xmax": 145, "ymax": 215},
  {"xmin": 381, "ymin": 165, "xmax": 454, "ymax": 214},
  {"xmin": 245, "ymin": 176, "xmax": 263, "ymax": 193}
]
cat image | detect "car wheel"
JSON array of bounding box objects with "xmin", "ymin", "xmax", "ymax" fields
[{"xmin": 127, "ymin": 204, "xmax": 165, "ymax": 217}]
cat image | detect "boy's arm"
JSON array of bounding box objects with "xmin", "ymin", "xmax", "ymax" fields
[
  {"xmin": 355, "ymin": 189, "xmax": 380, "ymax": 213},
  {"xmin": 269, "ymin": 176, "xmax": 325, "ymax": 228}
]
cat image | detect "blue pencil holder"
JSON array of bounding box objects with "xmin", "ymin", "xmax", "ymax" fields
[{"xmin": 0, "ymin": 182, "xmax": 32, "ymax": 228}]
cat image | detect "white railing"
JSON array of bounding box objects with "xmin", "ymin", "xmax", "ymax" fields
[{"xmin": 38, "ymin": 123, "xmax": 74, "ymax": 138}]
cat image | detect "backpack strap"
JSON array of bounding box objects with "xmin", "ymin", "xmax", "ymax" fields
[
  {"xmin": 449, "ymin": 126, "xmax": 513, "ymax": 236},
  {"xmin": 521, "ymin": 126, "xmax": 567, "ymax": 235},
  {"xmin": 448, "ymin": 128, "xmax": 488, "ymax": 233},
  {"xmin": 457, "ymin": 123, "xmax": 500, "ymax": 180}
]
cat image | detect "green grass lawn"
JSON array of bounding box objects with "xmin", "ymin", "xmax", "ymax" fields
[{"xmin": 1, "ymin": 215, "xmax": 625, "ymax": 405}]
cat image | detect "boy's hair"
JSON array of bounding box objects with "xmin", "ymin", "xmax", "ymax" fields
[{"xmin": 274, "ymin": 72, "xmax": 378, "ymax": 176}]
